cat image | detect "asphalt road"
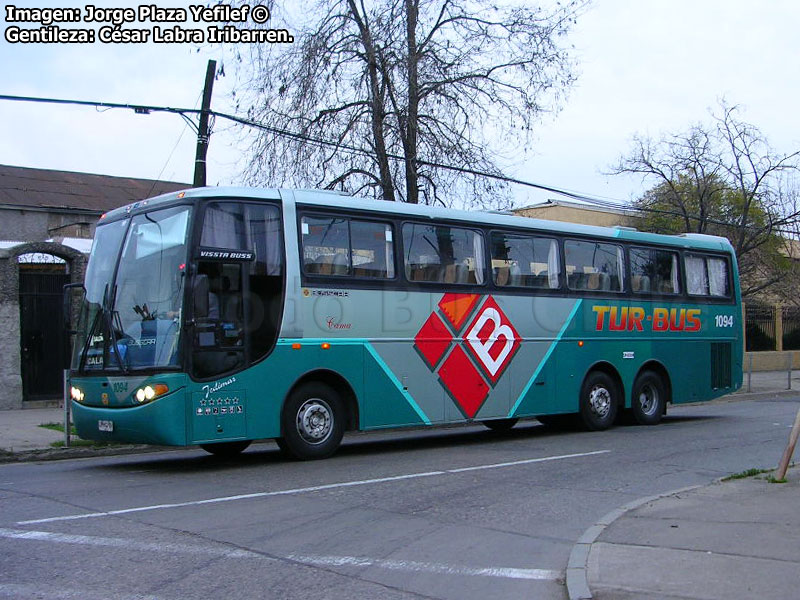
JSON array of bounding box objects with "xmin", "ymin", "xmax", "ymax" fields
[{"xmin": 1, "ymin": 395, "xmax": 798, "ymax": 600}]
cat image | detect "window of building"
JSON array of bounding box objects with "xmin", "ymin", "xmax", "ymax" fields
[
  {"xmin": 630, "ymin": 247, "xmax": 680, "ymax": 294},
  {"xmin": 489, "ymin": 232, "xmax": 560, "ymax": 289},
  {"xmin": 402, "ymin": 223, "xmax": 485, "ymax": 284},
  {"xmin": 564, "ymin": 239, "xmax": 624, "ymax": 292}
]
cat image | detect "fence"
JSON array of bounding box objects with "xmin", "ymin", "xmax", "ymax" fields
[
  {"xmin": 746, "ymin": 304, "xmax": 777, "ymax": 351},
  {"xmin": 783, "ymin": 306, "xmax": 800, "ymax": 351},
  {"xmin": 744, "ymin": 303, "xmax": 800, "ymax": 352}
]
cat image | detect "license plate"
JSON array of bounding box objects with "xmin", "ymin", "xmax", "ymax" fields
[{"xmin": 98, "ymin": 420, "xmax": 114, "ymax": 432}]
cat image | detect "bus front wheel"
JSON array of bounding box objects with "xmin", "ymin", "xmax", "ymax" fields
[
  {"xmin": 579, "ymin": 371, "xmax": 619, "ymax": 431},
  {"xmin": 631, "ymin": 371, "xmax": 666, "ymax": 426},
  {"xmin": 280, "ymin": 382, "xmax": 345, "ymax": 460}
]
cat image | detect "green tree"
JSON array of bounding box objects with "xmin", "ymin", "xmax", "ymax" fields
[
  {"xmin": 612, "ymin": 102, "xmax": 800, "ymax": 300},
  {"xmin": 228, "ymin": 0, "xmax": 587, "ymax": 208}
]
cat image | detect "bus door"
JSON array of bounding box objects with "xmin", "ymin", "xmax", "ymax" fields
[{"xmin": 190, "ymin": 201, "xmax": 285, "ymax": 381}]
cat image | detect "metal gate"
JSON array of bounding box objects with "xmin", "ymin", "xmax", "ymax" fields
[{"xmin": 19, "ymin": 269, "xmax": 69, "ymax": 401}]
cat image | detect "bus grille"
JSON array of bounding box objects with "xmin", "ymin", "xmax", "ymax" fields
[{"xmin": 711, "ymin": 342, "xmax": 732, "ymax": 389}]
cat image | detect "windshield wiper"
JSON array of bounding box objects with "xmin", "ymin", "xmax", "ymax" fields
[
  {"xmin": 106, "ymin": 284, "xmax": 128, "ymax": 373},
  {"xmin": 78, "ymin": 283, "xmax": 128, "ymax": 373}
]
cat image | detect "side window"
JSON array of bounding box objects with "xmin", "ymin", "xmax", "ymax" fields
[
  {"xmin": 402, "ymin": 223, "xmax": 485, "ymax": 284},
  {"xmin": 686, "ymin": 254, "xmax": 731, "ymax": 297},
  {"xmin": 351, "ymin": 221, "xmax": 395, "ymax": 278},
  {"xmin": 630, "ymin": 247, "xmax": 680, "ymax": 294},
  {"xmin": 490, "ymin": 232, "xmax": 560, "ymax": 289},
  {"xmin": 301, "ymin": 215, "xmax": 396, "ymax": 279},
  {"xmin": 564, "ymin": 240, "xmax": 624, "ymax": 292},
  {"xmin": 301, "ymin": 216, "xmax": 350, "ymax": 276},
  {"xmin": 708, "ymin": 257, "xmax": 730, "ymax": 296}
]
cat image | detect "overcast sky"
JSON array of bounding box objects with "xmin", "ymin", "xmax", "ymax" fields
[{"xmin": 1, "ymin": 0, "xmax": 798, "ymax": 209}]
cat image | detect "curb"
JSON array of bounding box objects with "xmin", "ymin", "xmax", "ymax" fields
[
  {"xmin": 566, "ymin": 484, "xmax": 702, "ymax": 600},
  {"xmin": 0, "ymin": 444, "xmax": 167, "ymax": 464},
  {"xmin": 727, "ymin": 389, "xmax": 798, "ymax": 401}
]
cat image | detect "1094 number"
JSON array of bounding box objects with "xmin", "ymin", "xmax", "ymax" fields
[{"xmin": 715, "ymin": 315, "xmax": 734, "ymax": 328}]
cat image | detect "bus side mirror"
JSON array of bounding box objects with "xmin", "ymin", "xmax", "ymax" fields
[
  {"xmin": 193, "ymin": 274, "xmax": 209, "ymax": 318},
  {"xmin": 62, "ymin": 282, "xmax": 85, "ymax": 335}
]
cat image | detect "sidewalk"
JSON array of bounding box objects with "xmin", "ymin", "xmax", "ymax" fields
[
  {"xmin": 734, "ymin": 368, "xmax": 800, "ymax": 396},
  {"xmin": 0, "ymin": 406, "xmax": 67, "ymax": 454},
  {"xmin": 581, "ymin": 468, "xmax": 800, "ymax": 600}
]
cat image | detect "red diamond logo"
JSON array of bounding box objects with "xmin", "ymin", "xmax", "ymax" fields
[
  {"xmin": 464, "ymin": 296, "xmax": 521, "ymax": 384},
  {"xmin": 438, "ymin": 293, "xmax": 479, "ymax": 331},
  {"xmin": 414, "ymin": 312, "xmax": 453, "ymax": 369},
  {"xmin": 414, "ymin": 294, "xmax": 519, "ymax": 418},
  {"xmin": 438, "ymin": 345, "xmax": 489, "ymax": 418}
]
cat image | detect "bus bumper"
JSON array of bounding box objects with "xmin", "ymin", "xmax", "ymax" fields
[{"xmin": 72, "ymin": 393, "xmax": 188, "ymax": 446}]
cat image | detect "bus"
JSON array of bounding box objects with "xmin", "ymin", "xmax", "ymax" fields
[{"xmin": 68, "ymin": 187, "xmax": 743, "ymax": 459}]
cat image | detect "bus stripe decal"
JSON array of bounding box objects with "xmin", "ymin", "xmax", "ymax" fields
[
  {"xmin": 365, "ymin": 342, "xmax": 432, "ymax": 425},
  {"xmin": 508, "ymin": 299, "xmax": 583, "ymax": 418}
]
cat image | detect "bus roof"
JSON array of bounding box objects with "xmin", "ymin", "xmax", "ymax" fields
[{"xmin": 103, "ymin": 186, "xmax": 734, "ymax": 253}]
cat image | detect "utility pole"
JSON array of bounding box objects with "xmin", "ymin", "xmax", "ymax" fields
[{"xmin": 193, "ymin": 59, "xmax": 216, "ymax": 187}]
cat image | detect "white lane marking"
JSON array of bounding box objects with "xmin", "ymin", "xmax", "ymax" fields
[
  {"xmin": 288, "ymin": 553, "xmax": 561, "ymax": 581},
  {"xmin": 18, "ymin": 450, "xmax": 610, "ymax": 525},
  {"xmin": 0, "ymin": 582, "xmax": 166, "ymax": 600},
  {"xmin": 0, "ymin": 528, "xmax": 560, "ymax": 581},
  {"xmin": 0, "ymin": 527, "xmax": 260, "ymax": 558}
]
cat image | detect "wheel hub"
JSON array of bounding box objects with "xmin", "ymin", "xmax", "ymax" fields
[
  {"xmin": 296, "ymin": 399, "xmax": 333, "ymax": 445},
  {"xmin": 638, "ymin": 384, "xmax": 658, "ymax": 416},
  {"xmin": 589, "ymin": 385, "xmax": 611, "ymax": 418}
]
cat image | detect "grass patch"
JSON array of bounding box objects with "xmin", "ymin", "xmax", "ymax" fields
[
  {"xmin": 49, "ymin": 439, "xmax": 118, "ymax": 449},
  {"xmin": 721, "ymin": 468, "xmax": 774, "ymax": 481},
  {"xmin": 39, "ymin": 422, "xmax": 77, "ymax": 435},
  {"xmin": 41, "ymin": 423, "xmax": 120, "ymax": 449}
]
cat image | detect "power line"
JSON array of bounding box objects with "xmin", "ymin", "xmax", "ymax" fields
[
  {"xmin": 1, "ymin": 92, "xmax": 796, "ymax": 235},
  {"xmin": 0, "ymin": 92, "xmax": 616, "ymax": 202}
]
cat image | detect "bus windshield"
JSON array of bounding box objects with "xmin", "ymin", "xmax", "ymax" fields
[{"xmin": 74, "ymin": 205, "xmax": 191, "ymax": 372}]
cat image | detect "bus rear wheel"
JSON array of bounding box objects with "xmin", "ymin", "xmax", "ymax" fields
[
  {"xmin": 280, "ymin": 382, "xmax": 345, "ymax": 460},
  {"xmin": 631, "ymin": 371, "xmax": 666, "ymax": 426},
  {"xmin": 200, "ymin": 440, "xmax": 252, "ymax": 457},
  {"xmin": 579, "ymin": 371, "xmax": 618, "ymax": 431},
  {"xmin": 482, "ymin": 418, "xmax": 519, "ymax": 432}
]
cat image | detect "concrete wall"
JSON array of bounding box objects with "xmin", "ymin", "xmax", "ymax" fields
[
  {"xmin": 0, "ymin": 207, "xmax": 98, "ymax": 241},
  {"xmin": 744, "ymin": 351, "xmax": 800, "ymax": 372},
  {"xmin": 514, "ymin": 205, "xmax": 636, "ymax": 228}
]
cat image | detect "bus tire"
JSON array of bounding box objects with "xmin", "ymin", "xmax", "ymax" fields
[
  {"xmin": 482, "ymin": 418, "xmax": 519, "ymax": 432},
  {"xmin": 631, "ymin": 371, "xmax": 666, "ymax": 426},
  {"xmin": 281, "ymin": 382, "xmax": 344, "ymax": 460},
  {"xmin": 200, "ymin": 440, "xmax": 252, "ymax": 457},
  {"xmin": 579, "ymin": 371, "xmax": 618, "ymax": 431}
]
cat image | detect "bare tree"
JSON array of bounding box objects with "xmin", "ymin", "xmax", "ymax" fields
[
  {"xmin": 611, "ymin": 102, "xmax": 800, "ymax": 299},
  {"xmin": 228, "ymin": 0, "xmax": 586, "ymax": 208}
]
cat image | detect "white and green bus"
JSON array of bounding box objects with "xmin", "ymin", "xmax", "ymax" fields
[{"xmin": 69, "ymin": 187, "xmax": 742, "ymax": 459}]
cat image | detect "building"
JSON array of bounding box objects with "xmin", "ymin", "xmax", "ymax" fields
[
  {"xmin": 0, "ymin": 164, "xmax": 187, "ymax": 409},
  {"xmin": 512, "ymin": 199, "xmax": 638, "ymax": 228}
]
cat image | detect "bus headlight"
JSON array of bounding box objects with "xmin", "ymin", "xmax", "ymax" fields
[
  {"xmin": 70, "ymin": 386, "xmax": 84, "ymax": 402},
  {"xmin": 134, "ymin": 384, "xmax": 169, "ymax": 404}
]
